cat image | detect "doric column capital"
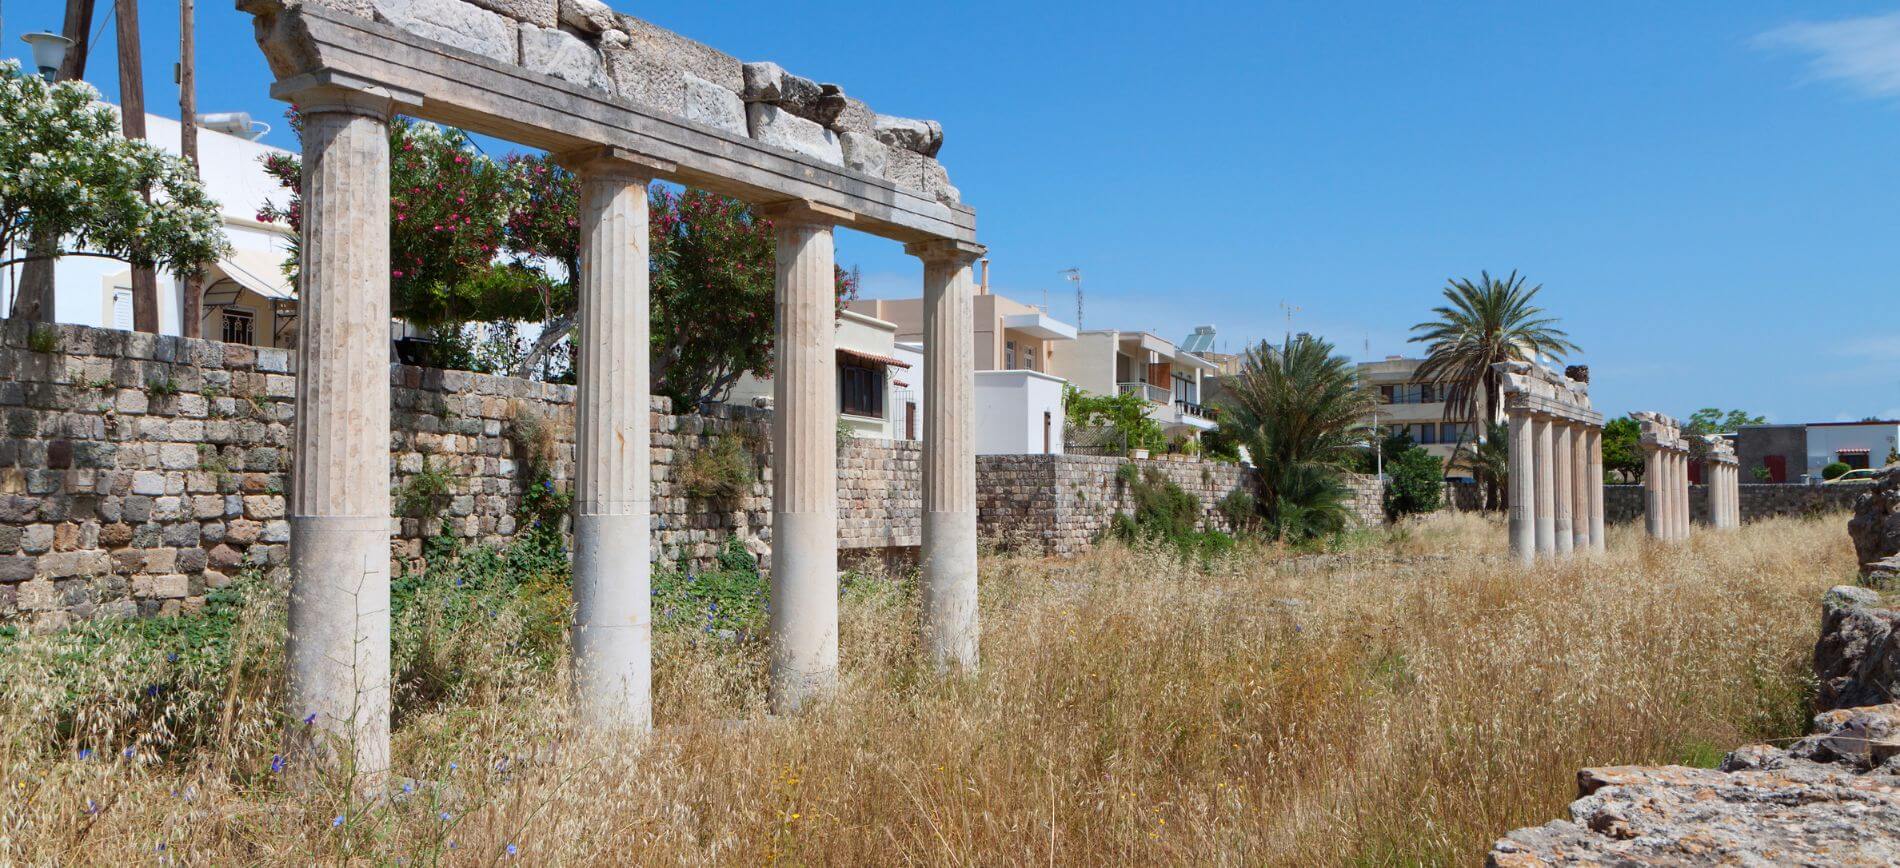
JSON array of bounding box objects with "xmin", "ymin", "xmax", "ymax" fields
[
  {"xmin": 554, "ymin": 146, "xmax": 675, "ymax": 182},
  {"xmin": 905, "ymin": 238, "xmax": 987, "ymax": 265},
  {"xmin": 271, "ymin": 71, "xmax": 420, "ymax": 120},
  {"xmin": 757, "ymin": 198, "xmax": 854, "ymax": 227}
]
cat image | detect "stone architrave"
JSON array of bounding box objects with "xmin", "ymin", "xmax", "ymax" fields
[
  {"xmin": 1496, "ymin": 360, "xmax": 1604, "ymax": 563},
  {"xmin": 761, "ymin": 201, "xmax": 842, "ymax": 713},
  {"xmin": 562, "ymin": 147, "xmax": 668, "ymax": 733},
  {"xmin": 283, "ymin": 85, "xmax": 397, "ymax": 779},
  {"xmin": 1553, "ymin": 422, "xmax": 1574, "ymax": 556},
  {"xmin": 906, "ymin": 238, "xmax": 985, "ymax": 671}
]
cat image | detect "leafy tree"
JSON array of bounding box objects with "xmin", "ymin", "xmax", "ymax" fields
[
  {"xmin": 1, "ymin": 63, "xmax": 228, "ymax": 319},
  {"xmin": 1408, "ymin": 270, "xmax": 1581, "ymax": 435},
  {"xmin": 1216, "ymin": 334, "xmax": 1374, "ymax": 540},
  {"xmin": 1467, "ymin": 421, "xmax": 1510, "ymax": 510},
  {"xmin": 1064, "ymin": 384, "xmax": 1166, "ymax": 453},
  {"xmin": 1601, "ymin": 416, "xmax": 1644, "ymax": 482},
  {"xmin": 1683, "ymin": 408, "xmax": 1765, "ymax": 436},
  {"xmin": 1384, "ymin": 445, "xmax": 1444, "ymax": 520}
]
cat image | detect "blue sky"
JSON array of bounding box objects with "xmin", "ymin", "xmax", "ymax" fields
[{"xmin": 8, "ymin": 0, "xmax": 1899, "ymax": 421}]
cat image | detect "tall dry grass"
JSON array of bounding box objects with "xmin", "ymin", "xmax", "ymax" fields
[{"xmin": 0, "ymin": 512, "xmax": 1854, "ymax": 864}]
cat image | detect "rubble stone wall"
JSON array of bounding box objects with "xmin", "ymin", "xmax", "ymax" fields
[{"xmin": 1602, "ymin": 482, "xmax": 1869, "ymax": 525}]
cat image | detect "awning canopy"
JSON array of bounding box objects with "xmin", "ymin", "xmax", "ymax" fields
[
  {"xmin": 205, "ymin": 249, "xmax": 295, "ymax": 302},
  {"xmin": 837, "ymin": 348, "xmax": 912, "ymax": 369},
  {"xmin": 1837, "ymin": 448, "xmax": 1871, "ymax": 455}
]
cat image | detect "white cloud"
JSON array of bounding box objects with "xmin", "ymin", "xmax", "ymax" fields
[
  {"xmin": 1833, "ymin": 335, "xmax": 1900, "ymax": 361},
  {"xmin": 1757, "ymin": 12, "xmax": 1900, "ymax": 101}
]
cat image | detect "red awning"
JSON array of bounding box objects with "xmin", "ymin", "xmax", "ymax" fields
[
  {"xmin": 837, "ymin": 348, "xmax": 912, "ymax": 369},
  {"xmin": 1837, "ymin": 448, "xmax": 1871, "ymax": 455}
]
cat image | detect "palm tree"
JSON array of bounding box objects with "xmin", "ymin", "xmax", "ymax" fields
[
  {"xmin": 1467, "ymin": 421, "xmax": 1510, "ymax": 511},
  {"xmin": 1409, "ymin": 271, "xmax": 1580, "ymax": 429},
  {"xmin": 1217, "ymin": 334, "xmax": 1374, "ymax": 540}
]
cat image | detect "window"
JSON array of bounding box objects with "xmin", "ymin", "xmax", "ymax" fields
[
  {"xmin": 110, "ymin": 289, "xmax": 133, "ymax": 330},
  {"xmin": 221, "ymin": 309, "xmax": 256, "ymax": 346},
  {"xmin": 839, "ymin": 361, "xmax": 885, "ymax": 419},
  {"xmin": 1380, "ymin": 383, "xmax": 1440, "ymax": 405},
  {"xmin": 1005, "ymin": 341, "xmax": 1017, "ymax": 370},
  {"xmin": 1440, "ymin": 423, "xmax": 1472, "ymax": 444}
]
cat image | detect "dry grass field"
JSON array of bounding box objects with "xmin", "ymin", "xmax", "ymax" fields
[{"xmin": 0, "ymin": 512, "xmax": 1855, "ymax": 864}]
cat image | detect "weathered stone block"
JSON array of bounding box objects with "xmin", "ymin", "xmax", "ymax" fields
[
  {"xmin": 874, "ymin": 114, "xmax": 944, "ymax": 158},
  {"xmin": 462, "ymin": 0, "xmax": 556, "ymax": 27},
  {"xmin": 830, "ymin": 95, "xmax": 876, "ymax": 135},
  {"xmin": 603, "ymin": 50, "xmax": 686, "ymax": 116},
  {"xmin": 840, "ymin": 131, "xmax": 888, "ymax": 178},
  {"xmin": 616, "ymin": 14, "xmax": 742, "ymax": 92},
  {"xmin": 367, "ymin": 0, "xmax": 517, "ymax": 65},
  {"xmin": 746, "ymin": 103, "xmax": 842, "ymax": 165},
  {"xmin": 556, "ymin": 0, "xmax": 613, "ymax": 32},
  {"xmin": 683, "ymin": 73, "xmax": 746, "ymax": 136},
  {"xmin": 519, "ymin": 24, "xmax": 611, "ymax": 93}
]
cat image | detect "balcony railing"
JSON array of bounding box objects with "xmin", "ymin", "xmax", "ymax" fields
[
  {"xmin": 1176, "ymin": 400, "xmax": 1216, "ymax": 421},
  {"xmin": 1117, "ymin": 381, "xmax": 1170, "ymax": 404}
]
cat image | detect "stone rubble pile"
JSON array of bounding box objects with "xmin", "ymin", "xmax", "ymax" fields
[
  {"xmin": 263, "ymin": 0, "xmax": 963, "ymax": 205},
  {"xmin": 1490, "ymin": 585, "xmax": 1900, "ymax": 866}
]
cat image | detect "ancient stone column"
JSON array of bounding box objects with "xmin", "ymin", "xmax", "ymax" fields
[
  {"xmin": 564, "ymin": 149, "xmax": 663, "ymax": 732},
  {"xmin": 1570, "ymin": 423, "xmax": 1591, "ymax": 551},
  {"xmin": 763, "ymin": 203, "xmax": 840, "ymax": 713},
  {"xmin": 1552, "ymin": 422, "xmax": 1574, "ymax": 556},
  {"xmin": 1533, "ymin": 414, "xmax": 1556, "ymax": 556},
  {"xmin": 284, "ymin": 88, "xmax": 394, "ymax": 777},
  {"xmin": 907, "ymin": 239, "xmax": 987, "ymax": 671},
  {"xmin": 1643, "ymin": 443, "xmax": 1665, "ymax": 540},
  {"xmin": 1587, "ymin": 427, "xmax": 1605, "ymax": 551},
  {"xmin": 1507, "ymin": 410, "xmax": 1536, "ymax": 565},
  {"xmin": 1672, "ymin": 452, "xmax": 1689, "ymax": 541}
]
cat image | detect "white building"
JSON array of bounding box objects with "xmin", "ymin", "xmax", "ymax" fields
[
  {"xmin": 1806, "ymin": 421, "xmax": 1900, "ymax": 475},
  {"xmin": 727, "ymin": 309, "xmax": 913, "ymax": 441},
  {"xmin": 1047, "ymin": 328, "xmax": 1219, "ymax": 438},
  {"xmin": 0, "ymin": 105, "xmax": 297, "ymax": 347}
]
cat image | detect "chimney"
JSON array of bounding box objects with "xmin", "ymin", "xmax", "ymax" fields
[{"xmin": 978, "ymin": 258, "xmax": 990, "ymax": 295}]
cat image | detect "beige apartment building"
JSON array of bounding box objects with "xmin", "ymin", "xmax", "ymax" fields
[
  {"xmin": 1049, "ymin": 329, "xmax": 1219, "ymax": 438},
  {"xmin": 847, "ymin": 266, "xmax": 1077, "ymax": 375},
  {"xmin": 1356, "ymin": 356, "xmax": 1478, "ymax": 477}
]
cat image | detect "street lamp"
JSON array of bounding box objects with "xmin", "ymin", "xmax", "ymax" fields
[{"xmin": 21, "ymin": 32, "xmax": 73, "ymax": 83}]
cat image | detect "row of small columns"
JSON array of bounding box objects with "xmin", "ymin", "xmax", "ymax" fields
[
  {"xmin": 1505, "ymin": 409, "xmax": 1606, "ymax": 565},
  {"xmin": 1640, "ymin": 438, "xmax": 1691, "ymax": 541},
  {"xmin": 1702, "ymin": 438, "xmax": 1741, "ymax": 531},
  {"xmin": 283, "ymin": 90, "xmax": 986, "ymax": 776}
]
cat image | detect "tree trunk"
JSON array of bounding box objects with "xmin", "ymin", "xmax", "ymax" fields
[{"xmin": 116, "ymin": 0, "xmax": 161, "ymax": 334}]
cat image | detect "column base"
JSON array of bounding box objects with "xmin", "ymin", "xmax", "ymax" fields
[
  {"xmin": 769, "ymin": 510, "xmax": 839, "ymax": 713},
  {"xmin": 572, "ymin": 511, "xmax": 653, "ymax": 731},
  {"xmin": 286, "ymin": 514, "xmax": 392, "ymax": 778},
  {"xmin": 921, "ymin": 509, "xmax": 979, "ymax": 671}
]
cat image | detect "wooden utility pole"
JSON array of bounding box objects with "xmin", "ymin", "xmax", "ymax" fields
[
  {"xmin": 11, "ymin": 0, "xmax": 99, "ymax": 322},
  {"xmin": 178, "ymin": 0, "xmax": 203, "ymax": 338},
  {"xmin": 116, "ymin": 0, "xmax": 160, "ymax": 334}
]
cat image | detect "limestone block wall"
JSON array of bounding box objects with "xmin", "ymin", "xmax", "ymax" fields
[
  {"xmin": 269, "ymin": 0, "xmax": 963, "ymax": 206},
  {"xmin": 1602, "ymin": 482, "xmax": 1870, "ymax": 525},
  {"xmin": 975, "ymin": 454, "xmax": 1383, "ymax": 557}
]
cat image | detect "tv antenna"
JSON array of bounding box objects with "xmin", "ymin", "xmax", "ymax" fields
[
  {"xmin": 1280, "ymin": 301, "xmax": 1301, "ymax": 340},
  {"xmin": 1058, "ymin": 267, "xmax": 1083, "ymax": 329}
]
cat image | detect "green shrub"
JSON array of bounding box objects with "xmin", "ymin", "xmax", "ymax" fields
[
  {"xmin": 1822, "ymin": 461, "xmax": 1852, "ymax": 481},
  {"xmin": 1110, "ymin": 465, "xmax": 1236, "ymax": 560},
  {"xmin": 1383, "ymin": 446, "xmax": 1444, "ymax": 520},
  {"xmin": 680, "ymin": 433, "xmax": 756, "ymax": 500},
  {"xmin": 652, "ymin": 536, "xmax": 767, "ymax": 640},
  {"xmin": 391, "ymin": 531, "xmax": 572, "ymax": 714},
  {"xmin": 1065, "ymin": 384, "xmax": 1165, "ymax": 453},
  {"xmin": 1218, "ymin": 489, "xmax": 1258, "ymax": 534},
  {"xmin": 395, "ymin": 456, "xmax": 454, "ymax": 519},
  {"xmin": 25, "ymin": 325, "xmax": 60, "ymax": 354}
]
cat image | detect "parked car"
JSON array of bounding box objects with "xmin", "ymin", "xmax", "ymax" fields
[{"xmin": 1824, "ymin": 467, "xmax": 1883, "ymax": 484}]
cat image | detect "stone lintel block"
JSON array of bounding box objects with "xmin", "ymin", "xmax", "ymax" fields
[
  {"xmin": 520, "ymin": 23, "xmax": 612, "ymax": 93},
  {"xmin": 616, "ymin": 13, "xmax": 743, "ymax": 93},
  {"xmin": 368, "ymin": 0, "xmax": 518, "ymax": 65},
  {"xmin": 460, "ymin": 0, "xmax": 557, "ymax": 27},
  {"xmin": 603, "ymin": 50, "xmax": 686, "ymax": 117},
  {"xmin": 747, "ymin": 102, "xmax": 842, "ymax": 166},
  {"xmin": 683, "ymin": 73, "xmax": 746, "ymax": 136}
]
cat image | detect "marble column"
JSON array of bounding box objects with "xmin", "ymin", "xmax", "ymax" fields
[
  {"xmin": 564, "ymin": 150, "xmax": 661, "ymax": 732},
  {"xmin": 907, "ymin": 239, "xmax": 986, "ymax": 672},
  {"xmin": 284, "ymin": 89, "xmax": 394, "ymax": 777},
  {"xmin": 1570, "ymin": 424, "xmax": 1591, "ymax": 551},
  {"xmin": 1587, "ymin": 427, "xmax": 1606, "ymax": 551},
  {"xmin": 1552, "ymin": 422, "xmax": 1574, "ymax": 556},
  {"xmin": 1672, "ymin": 452, "xmax": 1689, "ymax": 540},
  {"xmin": 1507, "ymin": 410, "xmax": 1536, "ymax": 565},
  {"xmin": 764, "ymin": 203, "xmax": 840, "ymax": 713},
  {"xmin": 1729, "ymin": 465, "xmax": 1741, "ymax": 527},
  {"xmin": 1533, "ymin": 415, "xmax": 1556, "ymax": 556},
  {"xmin": 1643, "ymin": 444, "xmax": 1665, "ymax": 540}
]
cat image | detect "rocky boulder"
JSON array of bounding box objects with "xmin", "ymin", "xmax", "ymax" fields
[
  {"xmin": 1814, "ymin": 585, "xmax": 1900, "ymax": 712},
  {"xmin": 1489, "ymin": 704, "xmax": 1900, "ymax": 866},
  {"xmin": 1850, "ymin": 466, "xmax": 1900, "ymax": 577}
]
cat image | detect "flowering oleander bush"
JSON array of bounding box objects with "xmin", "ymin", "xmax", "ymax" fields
[{"xmin": 0, "ymin": 62, "xmax": 228, "ymax": 304}]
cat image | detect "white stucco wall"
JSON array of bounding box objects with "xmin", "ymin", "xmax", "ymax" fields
[
  {"xmin": 1807, "ymin": 423, "xmax": 1900, "ymax": 473},
  {"xmin": 973, "ymin": 369, "xmax": 1066, "ymax": 456}
]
